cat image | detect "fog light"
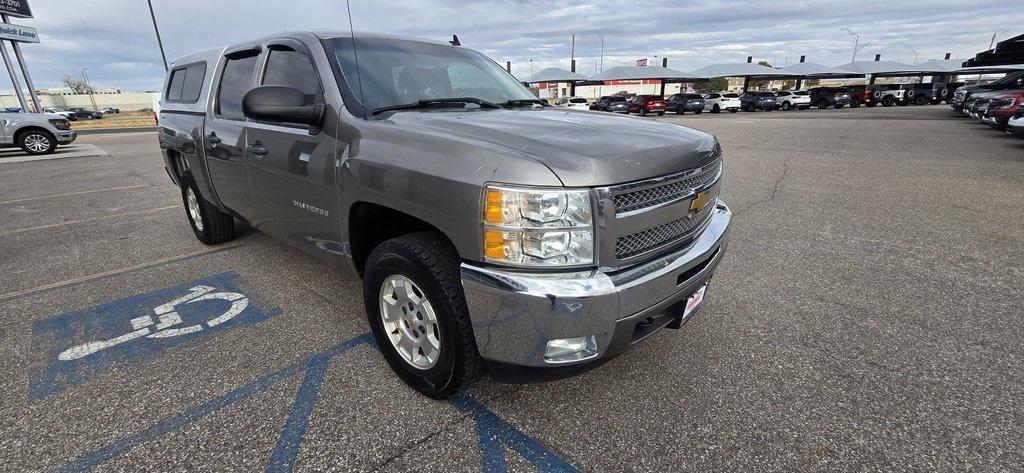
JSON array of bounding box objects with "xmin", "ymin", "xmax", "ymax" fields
[{"xmin": 544, "ymin": 335, "xmax": 597, "ymax": 363}]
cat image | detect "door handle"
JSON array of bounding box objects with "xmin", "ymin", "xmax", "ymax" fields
[
  {"xmin": 207, "ymin": 134, "xmax": 221, "ymax": 144},
  {"xmin": 246, "ymin": 143, "xmax": 268, "ymax": 157}
]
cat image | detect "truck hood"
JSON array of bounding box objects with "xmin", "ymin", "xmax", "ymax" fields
[{"xmin": 382, "ymin": 108, "xmax": 718, "ymax": 187}]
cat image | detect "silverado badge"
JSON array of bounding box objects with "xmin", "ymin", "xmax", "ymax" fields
[{"xmin": 690, "ymin": 191, "xmax": 711, "ymax": 213}]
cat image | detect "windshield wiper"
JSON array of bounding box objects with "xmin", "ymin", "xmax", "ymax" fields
[
  {"xmin": 372, "ymin": 97, "xmax": 502, "ymax": 115},
  {"xmin": 502, "ymin": 99, "xmax": 547, "ymax": 108}
]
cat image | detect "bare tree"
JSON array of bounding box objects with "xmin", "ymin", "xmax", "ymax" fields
[{"xmin": 61, "ymin": 76, "xmax": 94, "ymax": 94}]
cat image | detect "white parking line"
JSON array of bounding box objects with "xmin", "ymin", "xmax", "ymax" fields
[
  {"xmin": 0, "ymin": 184, "xmax": 148, "ymax": 205},
  {"xmin": 0, "ymin": 205, "xmax": 177, "ymax": 236}
]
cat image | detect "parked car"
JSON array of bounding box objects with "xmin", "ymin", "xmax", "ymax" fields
[
  {"xmin": 900, "ymin": 83, "xmax": 939, "ymax": 106},
  {"xmin": 626, "ymin": 95, "xmax": 666, "ymax": 116},
  {"xmin": 158, "ymin": 31, "xmax": 732, "ymax": 398},
  {"xmin": 42, "ymin": 107, "xmax": 77, "ymax": 121},
  {"xmin": 3, "ymin": 107, "xmax": 22, "ymax": 113},
  {"xmin": 554, "ymin": 97, "xmax": 589, "ymax": 110},
  {"xmin": 0, "ymin": 112, "xmax": 76, "ymax": 155},
  {"xmin": 68, "ymin": 107, "xmax": 103, "ymax": 119},
  {"xmin": 952, "ymin": 72, "xmax": 1024, "ymax": 114},
  {"xmin": 703, "ymin": 92, "xmax": 740, "ymax": 113},
  {"xmin": 774, "ymin": 90, "xmax": 810, "ymax": 110},
  {"xmin": 808, "ymin": 87, "xmax": 852, "ymax": 109},
  {"xmin": 981, "ymin": 92, "xmax": 1024, "ymax": 130},
  {"xmin": 1006, "ymin": 108, "xmax": 1024, "ymax": 137},
  {"xmin": 930, "ymin": 81, "xmax": 964, "ymax": 104},
  {"xmin": 101, "ymin": 107, "xmax": 120, "ymax": 114},
  {"xmin": 845, "ymin": 84, "xmax": 892, "ymax": 108},
  {"xmin": 665, "ymin": 93, "xmax": 704, "ymax": 114},
  {"xmin": 739, "ymin": 91, "xmax": 776, "ymax": 112},
  {"xmin": 589, "ymin": 95, "xmax": 629, "ymax": 113}
]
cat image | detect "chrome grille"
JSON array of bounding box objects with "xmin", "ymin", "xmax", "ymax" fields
[
  {"xmin": 612, "ymin": 160, "xmax": 721, "ymax": 213},
  {"xmin": 615, "ymin": 197, "xmax": 717, "ymax": 259}
]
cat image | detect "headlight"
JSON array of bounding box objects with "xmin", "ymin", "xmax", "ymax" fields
[
  {"xmin": 482, "ymin": 185, "xmax": 593, "ymax": 267},
  {"xmin": 48, "ymin": 119, "xmax": 70, "ymax": 130}
]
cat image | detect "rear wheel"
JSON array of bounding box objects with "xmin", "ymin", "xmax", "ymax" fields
[
  {"xmin": 675, "ymin": 107, "xmax": 683, "ymax": 115},
  {"xmin": 850, "ymin": 98, "xmax": 861, "ymax": 108},
  {"xmin": 882, "ymin": 96, "xmax": 895, "ymax": 107},
  {"xmin": 694, "ymin": 109, "xmax": 702, "ymax": 115},
  {"xmin": 712, "ymin": 104, "xmax": 720, "ymax": 113},
  {"xmin": 817, "ymin": 99, "xmax": 829, "ymax": 109},
  {"xmin": 17, "ymin": 129, "xmax": 57, "ymax": 155},
  {"xmin": 914, "ymin": 96, "xmax": 927, "ymax": 105},
  {"xmin": 181, "ymin": 176, "xmax": 234, "ymax": 244},
  {"xmin": 781, "ymin": 101, "xmax": 791, "ymax": 111},
  {"xmin": 363, "ymin": 232, "xmax": 482, "ymax": 399}
]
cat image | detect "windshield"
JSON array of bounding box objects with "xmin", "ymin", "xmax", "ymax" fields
[
  {"xmin": 325, "ymin": 37, "xmax": 536, "ymax": 112},
  {"xmin": 723, "ymin": 93, "xmax": 739, "ymax": 98},
  {"xmin": 794, "ymin": 91, "xmax": 809, "ymax": 95},
  {"xmin": 608, "ymin": 96, "xmax": 626, "ymax": 102},
  {"xmin": 569, "ymin": 98, "xmax": 587, "ymax": 103}
]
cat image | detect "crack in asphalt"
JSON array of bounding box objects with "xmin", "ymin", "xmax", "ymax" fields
[
  {"xmin": 732, "ymin": 159, "xmax": 791, "ymax": 218},
  {"xmin": 370, "ymin": 386, "xmax": 524, "ymax": 472}
]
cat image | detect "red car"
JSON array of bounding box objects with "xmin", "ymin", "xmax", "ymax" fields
[
  {"xmin": 982, "ymin": 91, "xmax": 1024, "ymax": 130},
  {"xmin": 627, "ymin": 95, "xmax": 666, "ymax": 116}
]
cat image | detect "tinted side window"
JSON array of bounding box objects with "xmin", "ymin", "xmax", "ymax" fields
[
  {"xmin": 179, "ymin": 63, "xmax": 206, "ymax": 103},
  {"xmin": 166, "ymin": 68, "xmax": 186, "ymax": 101},
  {"xmin": 217, "ymin": 52, "xmax": 259, "ymax": 117},
  {"xmin": 262, "ymin": 48, "xmax": 322, "ymax": 104}
]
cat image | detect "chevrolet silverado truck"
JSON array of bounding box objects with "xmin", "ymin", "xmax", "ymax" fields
[
  {"xmin": 0, "ymin": 112, "xmax": 75, "ymax": 155},
  {"xmin": 158, "ymin": 32, "xmax": 731, "ymax": 398}
]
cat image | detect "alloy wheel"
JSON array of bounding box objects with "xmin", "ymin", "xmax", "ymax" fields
[
  {"xmin": 379, "ymin": 274, "xmax": 441, "ymax": 370},
  {"xmin": 24, "ymin": 133, "xmax": 50, "ymax": 153},
  {"xmin": 186, "ymin": 187, "xmax": 204, "ymax": 232}
]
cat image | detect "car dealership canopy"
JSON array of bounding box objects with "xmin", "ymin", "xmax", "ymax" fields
[
  {"xmin": 689, "ymin": 62, "xmax": 800, "ymax": 79},
  {"xmin": 588, "ymin": 65, "xmax": 700, "ymax": 82},
  {"xmin": 836, "ymin": 60, "xmax": 919, "ymax": 76},
  {"xmin": 780, "ymin": 62, "xmax": 865, "ymax": 78},
  {"xmin": 522, "ymin": 67, "xmax": 590, "ymax": 84}
]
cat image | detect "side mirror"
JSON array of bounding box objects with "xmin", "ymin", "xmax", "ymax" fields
[{"xmin": 242, "ymin": 86, "xmax": 324, "ymax": 127}]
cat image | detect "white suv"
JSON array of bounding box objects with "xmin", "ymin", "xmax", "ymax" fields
[
  {"xmin": 775, "ymin": 90, "xmax": 811, "ymax": 110},
  {"xmin": 703, "ymin": 92, "xmax": 740, "ymax": 113},
  {"xmin": 555, "ymin": 97, "xmax": 590, "ymax": 110}
]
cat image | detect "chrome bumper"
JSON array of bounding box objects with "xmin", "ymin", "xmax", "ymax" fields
[{"xmin": 461, "ymin": 201, "xmax": 731, "ymax": 367}]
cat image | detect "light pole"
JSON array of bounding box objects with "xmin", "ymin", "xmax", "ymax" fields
[
  {"xmin": 841, "ymin": 27, "xmax": 872, "ymax": 63},
  {"xmin": 906, "ymin": 45, "xmax": 919, "ymax": 65},
  {"xmin": 593, "ymin": 30, "xmax": 605, "ymax": 96},
  {"xmin": 81, "ymin": 68, "xmax": 97, "ymax": 110},
  {"xmin": 529, "ymin": 59, "xmax": 533, "ymax": 78}
]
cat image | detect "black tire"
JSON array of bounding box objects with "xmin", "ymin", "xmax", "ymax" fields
[
  {"xmin": 640, "ymin": 109, "xmax": 647, "ymax": 116},
  {"xmin": 850, "ymin": 98, "xmax": 861, "ymax": 108},
  {"xmin": 694, "ymin": 109, "xmax": 702, "ymax": 115},
  {"xmin": 363, "ymin": 232, "xmax": 482, "ymax": 399},
  {"xmin": 712, "ymin": 104, "xmax": 720, "ymax": 113},
  {"xmin": 17, "ymin": 129, "xmax": 58, "ymax": 155},
  {"xmin": 834, "ymin": 104, "xmax": 844, "ymax": 109},
  {"xmin": 914, "ymin": 96, "xmax": 927, "ymax": 105},
  {"xmin": 657, "ymin": 111, "xmax": 664, "ymax": 116},
  {"xmin": 781, "ymin": 101, "xmax": 791, "ymax": 111},
  {"xmin": 675, "ymin": 108, "xmax": 683, "ymax": 115},
  {"xmin": 866, "ymin": 102, "xmax": 877, "ymax": 107},
  {"xmin": 728, "ymin": 109, "xmax": 738, "ymax": 113},
  {"xmin": 882, "ymin": 96, "xmax": 895, "ymax": 107},
  {"xmin": 181, "ymin": 175, "xmax": 234, "ymax": 244},
  {"xmin": 765, "ymin": 106, "xmax": 773, "ymax": 112},
  {"xmin": 817, "ymin": 99, "xmax": 829, "ymax": 109}
]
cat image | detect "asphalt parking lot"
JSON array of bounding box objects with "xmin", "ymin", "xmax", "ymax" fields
[{"xmin": 2, "ymin": 105, "xmax": 1022, "ymax": 471}]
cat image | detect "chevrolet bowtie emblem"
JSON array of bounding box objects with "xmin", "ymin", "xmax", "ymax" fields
[{"xmin": 690, "ymin": 191, "xmax": 711, "ymax": 213}]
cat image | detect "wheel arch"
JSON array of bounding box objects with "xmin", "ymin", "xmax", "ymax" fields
[
  {"xmin": 347, "ymin": 201, "xmax": 459, "ymax": 276},
  {"xmin": 14, "ymin": 125, "xmax": 56, "ymax": 143}
]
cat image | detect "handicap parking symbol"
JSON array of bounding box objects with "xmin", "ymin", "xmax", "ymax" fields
[{"xmin": 29, "ymin": 271, "xmax": 282, "ymax": 399}]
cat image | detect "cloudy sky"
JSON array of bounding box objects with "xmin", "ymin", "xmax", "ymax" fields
[{"xmin": 7, "ymin": 0, "xmax": 1022, "ymax": 92}]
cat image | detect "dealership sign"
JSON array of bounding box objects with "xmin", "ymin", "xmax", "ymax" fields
[
  {"xmin": 636, "ymin": 58, "xmax": 648, "ymax": 67},
  {"xmin": 0, "ymin": 22, "xmax": 37, "ymax": 43},
  {"xmin": 0, "ymin": 0, "xmax": 31, "ymax": 18}
]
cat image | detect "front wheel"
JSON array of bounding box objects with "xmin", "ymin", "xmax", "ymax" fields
[
  {"xmin": 781, "ymin": 102, "xmax": 791, "ymax": 111},
  {"xmin": 17, "ymin": 129, "xmax": 57, "ymax": 155},
  {"xmin": 817, "ymin": 100, "xmax": 829, "ymax": 109},
  {"xmin": 882, "ymin": 96, "xmax": 895, "ymax": 107},
  {"xmin": 363, "ymin": 232, "xmax": 482, "ymax": 399},
  {"xmin": 850, "ymin": 98, "xmax": 861, "ymax": 108},
  {"xmin": 712, "ymin": 104, "xmax": 720, "ymax": 113},
  {"xmin": 181, "ymin": 176, "xmax": 234, "ymax": 244}
]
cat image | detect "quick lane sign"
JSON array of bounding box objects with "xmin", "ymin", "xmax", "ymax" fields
[
  {"xmin": 0, "ymin": 0, "xmax": 32, "ymax": 18},
  {"xmin": 29, "ymin": 271, "xmax": 282, "ymax": 399},
  {"xmin": 0, "ymin": 22, "xmax": 37, "ymax": 43}
]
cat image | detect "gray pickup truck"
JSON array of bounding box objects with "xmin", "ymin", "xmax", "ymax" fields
[
  {"xmin": 158, "ymin": 32, "xmax": 731, "ymax": 398},
  {"xmin": 0, "ymin": 112, "xmax": 76, "ymax": 155}
]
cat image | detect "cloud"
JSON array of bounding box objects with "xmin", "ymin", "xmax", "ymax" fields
[{"xmin": 3, "ymin": 0, "xmax": 1020, "ymax": 91}]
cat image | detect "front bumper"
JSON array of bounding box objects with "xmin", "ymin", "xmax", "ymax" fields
[
  {"xmin": 55, "ymin": 130, "xmax": 77, "ymax": 144},
  {"xmin": 461, "ymin": 201, "xmax": 731, "ymax": 370},
  {"xmin": 1007, "ymin": 121, "xmax": 1024, "ymax": 137}
]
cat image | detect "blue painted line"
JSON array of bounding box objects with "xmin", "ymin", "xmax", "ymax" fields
[
  {"xmin": 452, "ymin": 394, "xmax": 581, "ymax": 473},
  {"xmin": 1, "ymin": 245, "xmax": 241, "ymax": 304},
  {"xmin": 55, "ymin": 331, "xmax": 577, "ymax": 472},
  {"xmin": 266, "ymin": 353, "xmax": 330, "ymax": 473},
  {"xmin": 30, "ymin": 271, "xmax": 281, "ymax": 399},
  {"xmin": 54, "ymin": 334, "xmax": 371, "ymax": 473}
]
